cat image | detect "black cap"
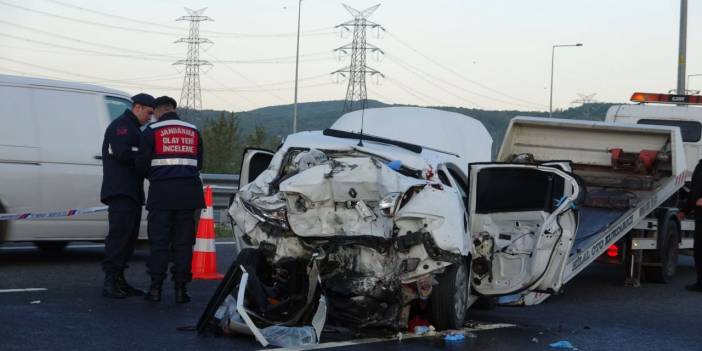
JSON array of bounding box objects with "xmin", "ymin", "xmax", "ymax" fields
[
  {"xmin": 154, "ymin": 96, "xmax": 177, "ymax": 109},
  {"xmin": 131, "ymin": 93, "xmax": 155, "ymax": 108}
]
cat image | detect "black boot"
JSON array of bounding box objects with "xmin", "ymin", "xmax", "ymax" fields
[
  {"xmin": 144, "ymin": 281, "xmax": 162, "ymax": 302},
  {"xmin": 102, "ymin": 273, "xmax": 127, "ymax": 299},
  {"xmin": 117, "ymin": 271, "xmax": 145, "ymax": 297},
  {"xmin": 174, "ymin": 282, "xmax": 191, "ymax": 304}
]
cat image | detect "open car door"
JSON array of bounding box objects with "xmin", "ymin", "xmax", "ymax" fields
[
  {"xmin": 239, "ymin": 148, "xmax": 275, "ymax": 189},
  {"xmin": 468, "ymin": 163, "xmax": 581, "ymax": 296}
]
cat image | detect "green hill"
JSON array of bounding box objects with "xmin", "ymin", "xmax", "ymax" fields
[{"xmin": 180, "ymin": 101, "xmax": 613, "ymax": 168}]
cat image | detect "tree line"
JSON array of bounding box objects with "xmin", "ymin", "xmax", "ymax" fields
[{"xmin": 200, "ymin": 111, "xmax": 280, "ymax": 174}]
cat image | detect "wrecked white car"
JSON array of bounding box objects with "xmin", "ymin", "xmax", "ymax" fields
[
  {"xmin": 196, "ymin": 109, "xmax": 589, "ymax": 347},
  {"xmin": 211, "ymin": 107, "xmax": 494, "ymax": 338}
]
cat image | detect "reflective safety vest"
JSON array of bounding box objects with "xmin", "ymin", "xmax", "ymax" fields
[{"xmin": 136, "ymin": 112, "xmax": 203, "ymax": 182}]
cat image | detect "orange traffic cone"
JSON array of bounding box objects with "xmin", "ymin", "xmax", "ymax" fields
[{"xmin": 191, "ymin": 186, "xmax": 224, "ymax": 280}]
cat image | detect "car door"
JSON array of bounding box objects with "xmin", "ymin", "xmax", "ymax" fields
[
  {"xmin": 238, "ymin": 148, "xmax": 275, "ymax": 189},
  {"xmin": 468, "ymin": 163, "xmax": 581, "ymax": 296}
]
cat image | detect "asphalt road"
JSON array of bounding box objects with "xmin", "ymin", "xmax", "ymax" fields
[{"xmin": 1, "ymin": 242, "xmax": 701, "ymax": 351}]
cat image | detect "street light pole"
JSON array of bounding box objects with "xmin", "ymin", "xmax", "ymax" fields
[
  {"xmin": 677, "ymin": 0, "xmax": 688, "ymax": 95},
  {"xmin": 549, "ymin": 43, "xmax": 583, "ymax": 118},
  {"xmin": 292, "ymin": 0, "xmax": 302, "ymax": 133}
]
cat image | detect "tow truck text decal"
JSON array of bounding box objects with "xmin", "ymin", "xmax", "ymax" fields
[{"xmin": 571, "ymin": 215, "xmax": 634, "ymax": 270}]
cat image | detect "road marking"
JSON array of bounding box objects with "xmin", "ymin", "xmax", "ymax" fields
[
  {"xmin": 0, "ymin": 288, "xmax": 48, "ymax": 293},
  {"xmin": 0, "ymin": 241, "xmax": 236, "ymax": 251},
  {"xmin": 262, "ymin": 323, "xmax": 516, "ymax": 351}
]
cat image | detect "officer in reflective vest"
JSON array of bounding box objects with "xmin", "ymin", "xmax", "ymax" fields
[
  {"xmin": 100, "ymin": 93, "xmax": 154, "ymax": 299},
  {"xmin": 136, "ymin": 96, "xmax": 205, "ymax": 303}
]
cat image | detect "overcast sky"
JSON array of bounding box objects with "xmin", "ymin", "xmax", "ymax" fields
[{"xmin": 0, "ymin": 0, "xmax": 699, "ymax": 113}]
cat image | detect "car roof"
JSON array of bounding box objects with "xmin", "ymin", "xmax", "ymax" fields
[
  {"xmin": 0, "ymin": 74, "xmax": 130, "ymax": 98},
  {"xmin": 330, "ymin": 107, "xmax": 493, "ymax": 171}
]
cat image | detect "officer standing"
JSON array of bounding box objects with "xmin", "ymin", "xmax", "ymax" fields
[
  {"xmin": 683, "ymin": 159, "xmax": 702, "ymax": 292},
  {"xmin": 136, "ymin": 96, "xmax": 205, "ymax": 303},
  {"xmin": 100, "ymin": 93, "xmax": 155, "ymax": 298}
]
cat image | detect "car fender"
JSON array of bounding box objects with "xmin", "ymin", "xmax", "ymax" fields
[{"xmin": 395, "ymin": 185, "xmax": 470, "ymax": 256}]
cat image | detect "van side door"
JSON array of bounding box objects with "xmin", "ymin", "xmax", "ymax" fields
[
  {"xmin": 0, "ymin": 84, "xmax": 41, "ymax": 241},
  {"xmin": 32, "ymin": 88, "xmax": 108, "ymax": 239}
]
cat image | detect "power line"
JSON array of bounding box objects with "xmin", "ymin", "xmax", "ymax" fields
[
  {"xmin": 385, "ymin": 78, "xmax": 451, "ymax": 107},
  {"xmin": 385, "ymin": 31, "xmax": 547, "ymax": 109},
  {"xmin": 200, "ymin": 74, "xmax": 252, "ymax": 111},
  {"xmin": 0, "ymin": 0, "xmax": 181, "ymax": 36},
  {"xmin": 205, "ymin": 52, "xmax": 287, "ymax": 103},
  {"xmin": 0, "ymin": 33, "xmax": 180, "ymax": 60},
  {"xmin": 0, "ymin": 56, "xmax": 174, "ymax": 86},
  {"xmin": 174, "ymin": 7, "xmax": 213, "ymax": 113},
  {"xmin": 332, "ymin": 4, "xmax": 385, "ymax": 113},
  {"xmin": 385, "ymin": 54, "xmax": 483, "ymax": 109},
  {"xmin": 385, "ymin": 53, "xmax": 547, "ymax": 109},
  {"xmin": 0, "ymin": 32, "xmax": 332, "ymax": 64},
  {"xmin": 36, "ymin": 0, "xmax": 335, "ymax": 38},
  {"xmin": 0, "ymin": 19, "xmax": 176, "ymax": 59},
  {"xmin": 0, "ymin": 38, "xmax": 329, "ymax": 90},
  {"xmin": 366, "ymin": 86, "xmax": 396, "ymax": 104}
]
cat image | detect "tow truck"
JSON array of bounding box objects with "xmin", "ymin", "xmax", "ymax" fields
[
  {"xmin": 604, "ymin": 92, "xmax": 700, "ymax": 280},
  {"xmin": 500, "ymin": 92, "xmax": 698, "ymax": 306}
]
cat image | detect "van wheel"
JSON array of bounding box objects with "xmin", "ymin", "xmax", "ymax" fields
[
  {"xmin": 429, "ymin": 261, "xmax": 468, "ymax": 330},
  {"xmin": 34, "ymin": 241, "xmax": 69, "ymax": 253},
  {"xmin": 644, "ymin": 220, "xmax": 679, "ymax": 284}
]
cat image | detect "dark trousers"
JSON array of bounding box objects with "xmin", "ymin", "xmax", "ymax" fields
[
  {"xmin": 102, "ymin": 197, "xmax": 142, "ymax": 275},
  {"xmin": 695, "ymin": 216, "xmax": 702, "ymax": 283},
  {"xmin": 147, "ymin": 209, "xmax": 197, "ymax": 283}
]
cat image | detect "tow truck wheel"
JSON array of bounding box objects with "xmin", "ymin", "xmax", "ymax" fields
[
  {"xmin": 429, "ymin": 261, "xmax": 468, "ymax": 330},
  {"xmin": 644, "ymin": 220, "xmax": 679, "ymax": 284}
]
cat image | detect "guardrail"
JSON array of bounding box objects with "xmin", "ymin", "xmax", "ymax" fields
[{"xmin": 201, "ymin": 173, "xmax": 239, "ymax": 224}]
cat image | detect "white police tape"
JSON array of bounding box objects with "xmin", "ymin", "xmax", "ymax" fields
[
  {"xmin": 0, "ymin": 206, "xmax": 108, "ymax": 221},
  {"xmin": 0, "ymin": 185, "xmax": 224, "ymax": 221}
]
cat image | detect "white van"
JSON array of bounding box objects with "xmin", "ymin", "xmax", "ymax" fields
[{"xmin": 0, "ymin": 74, "xmax": 145, "ymax": 252}]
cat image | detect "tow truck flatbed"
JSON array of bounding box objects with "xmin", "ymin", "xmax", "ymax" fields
[{"xmin": 489, "ymin": 117, "xmax": 689, "ymax": 306}]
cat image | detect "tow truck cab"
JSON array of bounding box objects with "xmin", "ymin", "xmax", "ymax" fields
[{"xmin": 606, "ymin": 92, "xmax": 702, "ymax": 183}]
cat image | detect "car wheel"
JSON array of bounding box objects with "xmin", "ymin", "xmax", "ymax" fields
[
  {"xmin": 429, "ymin": 261, "xmax": 468, "ymax": 330},
  {"xmin": 34, "ymin": 241, "xmax": 69, "ymax": 253},
  {"xmin": 644, "ymin": 220, "xmax": 679, "ymax": 284}
]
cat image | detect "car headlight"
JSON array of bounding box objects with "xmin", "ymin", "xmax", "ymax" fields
[
  {"xmin": 241, "ymin": 199, "xmax": 290, "ymax": 230},
  {"xmin": 379, "ymin": 192, "xmax": 402, "ymax": 217}
]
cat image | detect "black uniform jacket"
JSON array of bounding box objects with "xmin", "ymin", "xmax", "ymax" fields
[
  {"xmin": 136, "ymin": 112, "xmax": 205, "ymax": 210},
  {"xmin": 100, "ymin": 109, "xmax": 145, "ymax": 205},
  {"xmin": 686, "ymin": 160, "xmax": 702, "ymax": 217}
]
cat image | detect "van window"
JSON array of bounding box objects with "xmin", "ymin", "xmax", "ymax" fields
[
  {"xmin": 637, "ymin": 119, "xmax": 702, "ymax": 142},
  {"xmin": 105, "ymin": 96, "xmax": 132, "ymax": 121}
]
